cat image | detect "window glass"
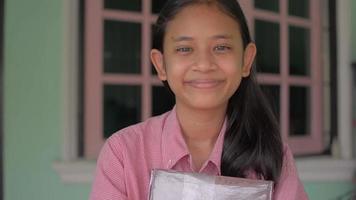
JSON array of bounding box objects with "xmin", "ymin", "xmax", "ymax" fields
[
  {"xmin": 261, "ymin": 85, "xmax": 280, "ymax": 121},
  {"xmin": 151, "ymin": 24, "xmax": 158, "ymax": 75},
  {"xmin": 103, "ymin": 85, "xmax": 141, "ymax": 138},
  {"xmin": 254, "ymin": 0, "xmax": 279, "ymax": 13},
  {"xmin": 255, "ymin": 20, "xmax": 280, "ymax": 74},
  {"xmin": 289, "ymin": 86, "xmax": 310, "ymax": 136},
  {"xmin": 289, "ymin": 0, "xmax": 309, "ymax": 18},
  {"xmin": 104, "ymin": 0, "xmax": 142, "ymax": 12},
  {"xmin": 152, "ymin": 0, "xmax": 167, "ymax": 14},
  {"xmin": 104, "ymin": 20, "xmax": 141, "ymax": 74},
  {"xmin": 289, "ymin": 26, "xmax": 310, "ymax": 76},
  {"xmin": 152, "ymin": 86, "xmax": 175, "ymax": 116},
  {"xmin": 152, "ymin": 64, "xmax": 158, "ymax": 75}
]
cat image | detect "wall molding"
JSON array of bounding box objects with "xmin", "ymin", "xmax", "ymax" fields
[
  {"xmin": 53, "ymin": 160, "xmax": 95, "ymax": 183},
  {"xmin": 53, "ymin": 157, "xmax": 356, "ymax": 183},
  {"xmin": 337, "ymin": 0, "xmax": 353, "ymax": 160},
  {"xmin": 297, "ymin": 157, "xmax": 356, "ymax": 182},
  {"xmin": 61, "ymin": 0, "xmax": 80, "ymax": 161}
]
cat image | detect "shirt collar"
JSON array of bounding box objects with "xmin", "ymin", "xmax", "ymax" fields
[
  {"xmin": 206, "ymin": 120, "xmax": 226, "ymax": 173},
  {"xmin": 162, "ymin": 106, "xmax": 190, "ymax": 169},
  {"xmin": 161, "ymin": 106, "xmax": 227, "ymax": 174}
]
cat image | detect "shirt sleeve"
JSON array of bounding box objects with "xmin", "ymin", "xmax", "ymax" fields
[
  {"xmin": 90, "ymin": 137, "xmax": 128, "ymax": 200},
  {"xmin": 273, "ymin": 144, "xmax": 309, "ymax": 200}
]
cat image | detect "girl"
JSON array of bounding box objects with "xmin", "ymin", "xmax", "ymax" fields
[{"xmin": 90, "ymin": 0, "xmax": 308, "ymax": 199}]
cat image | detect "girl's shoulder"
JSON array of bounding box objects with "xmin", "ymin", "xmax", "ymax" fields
[
  {"xmin": 274, "ymin": 143, "xmax": 308, "ymax": 199},
  {"xmin": 281, "ymin": 143, "xmax": 295, "ymax": 167},
  {"xmin": 105, "ymin": 110, "xmax": 172, "ymax": 152}
]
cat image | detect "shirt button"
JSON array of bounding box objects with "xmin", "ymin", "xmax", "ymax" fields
[{"xmin": 167, "ymin": 159, "xmax": 172, "ymax": 167}]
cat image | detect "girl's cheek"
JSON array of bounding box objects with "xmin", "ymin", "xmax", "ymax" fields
[{"xmin": 171, "ymin": 55, "xmax": 195, "ymax": 67}]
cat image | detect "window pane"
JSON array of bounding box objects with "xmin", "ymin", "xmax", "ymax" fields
[
  {"xmin": 289, "ymin": 86, "xmax": 310, "ymax": 136},
  {"xmin": 152, "ymin": 0, "xmax": 167, "ymax": 14},
  {"xmin": 289, "ymin": 26, "xmax": 310, "ymax": 76},
  {"xmin": 152, "ymin": 86, "xmax": 175, "ymax": 116},
  {"xmin": 254, "ymin": 0, "xmax": 279, "ymax": 13},
  {"xmin": 104, "ymin": 0, "xmax": 141, "ymax": 12},
  {"xmin": 151, "ymin": 24, "xmax": 158, "ymax": 75},
  {"xmin": 289, "ymin": 0, "xmax": 309, "ymax": 18},
  {"xmin": 152, "ymin": 64, "xmax": 158, "ymax": 76},
  {"xmin": 104, "ymin": 20, "xmax": 141, "ymax": 74},
  {"xmin": 103, "ymin": 85, "xmax": 141, "ymax": 138},
  {"xmin": 261, "ymin": 85, "xmax": 280, "ymax": 121},
  {"xmin": 255, "ymin": 20, "xmax": 280, "ymax": 74}
]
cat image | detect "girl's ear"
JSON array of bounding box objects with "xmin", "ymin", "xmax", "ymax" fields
[
  {"xmin": 150, "ymin": 49, "xmax": 167, "ymax": 81},
  {"xmin": 242, "ymin": 43, "xmax": 257, "ymax": 77}
]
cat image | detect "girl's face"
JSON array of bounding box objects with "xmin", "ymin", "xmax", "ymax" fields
[{"xmin": 151, "ymin": 4, "xmax": 256, "ymax": 111}]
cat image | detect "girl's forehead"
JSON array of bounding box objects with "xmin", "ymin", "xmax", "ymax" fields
[
  {"xmin": 165, "ymin": 4, "xmax": 242, "ymax": 40},
  {"xmin": 172, "ymin": 4, "xmax": 237, "ymax": 24}
]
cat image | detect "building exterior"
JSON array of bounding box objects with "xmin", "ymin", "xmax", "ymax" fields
[{"xmin": 2, "ymin": 0, "xmax": 355, "ymax": 199}]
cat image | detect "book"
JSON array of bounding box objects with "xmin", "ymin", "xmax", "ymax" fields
[{"xmin": 149, "ymin": 169, "xmax": 273, "ymax": 200}]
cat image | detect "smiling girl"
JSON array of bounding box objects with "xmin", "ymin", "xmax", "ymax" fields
[{"xmin": 90, "ymin": 0, "xmax": 308, "ymax": 199}]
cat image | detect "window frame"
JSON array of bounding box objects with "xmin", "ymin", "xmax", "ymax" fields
[
  {"xmin": 84, "ymin": 0, "xmax": 323, "ymax": 158},
  {"xmin": 239, "ymin": 0, "xmax": 323, "ymax": 155},
  {"xmin": 84, "ymin": 0, "xmax": 165, "ymax": 159},
  {"xmin": 53, "ymin": 0, "xmax": 356, "ymax": 183}
]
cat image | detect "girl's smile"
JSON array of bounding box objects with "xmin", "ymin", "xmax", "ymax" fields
[{"xmin": 183, "ymin": 79, "xmax": 225, "ymax": 89}]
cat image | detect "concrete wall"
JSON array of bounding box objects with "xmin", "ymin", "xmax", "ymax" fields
[
  {"xmin": 352, "ymin": 0, "xmax": 356, "ymax": 61},
  {"xmin": 3, "ymin": 0, "xmax": 90, "ymax": 199}
]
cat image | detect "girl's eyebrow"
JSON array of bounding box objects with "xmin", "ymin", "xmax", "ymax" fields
[
  {"xmin": 211, "ymin": 34, "xmax": 234, "ymax": 40},
  {"xmin": 171, "ymin": 36, "xmax": 194, "ymax": 42},
  {"xmin": 171, "ymin": 34, "xmax": 234, "ymax": 42}
]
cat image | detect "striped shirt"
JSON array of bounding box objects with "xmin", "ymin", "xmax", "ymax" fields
[{"xmin": 90, "ymin": 107, "xmax": 308, "ymax": 200}]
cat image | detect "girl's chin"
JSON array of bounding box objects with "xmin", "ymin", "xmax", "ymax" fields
[{"xmin": 178, "ymin": 99, "xmax": 228, "ymax": 111}]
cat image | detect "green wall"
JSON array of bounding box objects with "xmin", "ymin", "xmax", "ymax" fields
[
  {"xmin": 3, "ymin": 0, "xmax": 90, "ymax": 199},
  {"xmin": 352, "ymin": 0, "xmax": 356, "ymax": 61},
  {"xmin": 3, "ymin": 0, "xmax": 355, "ymax": 200},
  {"xmin": 305, "ymin": 182, "xmax": 355, "ymax": 199}
]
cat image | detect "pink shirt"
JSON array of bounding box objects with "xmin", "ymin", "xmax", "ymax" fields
[{"xmin": 90, "ymin": 108, "xmax": 308, "ymax": 200}]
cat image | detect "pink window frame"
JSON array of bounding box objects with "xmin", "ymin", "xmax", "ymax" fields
[
  {"xmin": 240, "ymin": 0, "xmax": 323, "ymax": 155},
  {"xmin": 84, "ymin": 0, "xmax": 162, "ymax": 158},
  {"xmin": 84, "ymin": 0, "xmax": 324, "ymax": 158}
]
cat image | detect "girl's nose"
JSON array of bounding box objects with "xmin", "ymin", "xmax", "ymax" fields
[{"xmin": 192, "ymin": 50, "xmax": 217, "ymax": 72}]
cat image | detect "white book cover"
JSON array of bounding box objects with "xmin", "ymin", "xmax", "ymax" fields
[{"xmin": 149, "ymin": 169, "xmax": 273, "ymax": 200}]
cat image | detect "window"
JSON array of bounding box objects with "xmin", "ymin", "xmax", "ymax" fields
[
  {"xmin": 84, "ymin": 0, "xmax": 324, "ymax": 158},
  {"xmin": 239, "ymin": 0, "xmax": 324, "ymax": 155},
  {"xmin": 84, "ymin": 0, "xmax": 174, "ymax": 159},
  {"xmin": 54, "ymin": 0, "xmax": 355, "ymax": 184}
]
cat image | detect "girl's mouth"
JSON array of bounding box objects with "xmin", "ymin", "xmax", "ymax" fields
[{"xmin": 184, "ymin": 79, "xmax": 224, "ymax": 89}]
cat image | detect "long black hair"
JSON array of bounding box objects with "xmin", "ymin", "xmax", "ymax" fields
[{"xmin": 153, "ymin": 0, "xmax": 283, "ymax": 183}]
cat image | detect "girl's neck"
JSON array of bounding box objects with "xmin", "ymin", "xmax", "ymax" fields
[
  {"xmin": 175, "ymin": 102, "xmax": 227, "ymax": 171},
  {"xmin": 175, "ymin": 103, "xmax": 227, "ymax": 145}
]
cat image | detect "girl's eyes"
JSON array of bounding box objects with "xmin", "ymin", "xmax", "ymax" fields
[
  {"xmin": 175, "ymin": 45, "xmax": 232, "ymax": 54},
  {"xmin": 213, "ymin": 45, "xmax": 231, "ymax": 52},
  {"xmin": 176, "ymin": 47, "xmax": 193, "ymax": 53}
]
